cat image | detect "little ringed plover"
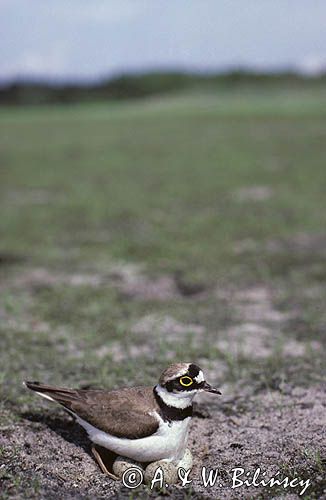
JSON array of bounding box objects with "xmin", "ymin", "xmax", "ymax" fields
[{"xmin": 24, "ymin": 362, "xmax": 220, "ymax": 476}]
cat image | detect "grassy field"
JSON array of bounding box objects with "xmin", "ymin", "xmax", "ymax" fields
[{"xmin": 0, "ymin": 87, "xmax": 325, "ymax": 499}]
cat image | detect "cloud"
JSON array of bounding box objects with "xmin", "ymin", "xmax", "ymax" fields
[
  {"xmin": 296, "ymin": 54, "xmax": 326, "ymax": 76},
  {"xmin": 1, "ymin": 0, "xmax": 326, "ymax": 82},
  {"xmin": 1, "ymin": 44, "xmax": 70, "ymax": 80}
]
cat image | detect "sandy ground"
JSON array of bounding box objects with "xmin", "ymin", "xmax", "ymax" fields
[
  {"xmin": 1, "ymin": 262, "xmax": 325, "ymax": 499},
  {"xmin": 1, "ymin": 384, "xmax": 325, "ymax": 499}
]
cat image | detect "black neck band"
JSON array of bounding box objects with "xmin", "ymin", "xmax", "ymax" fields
[{"xmin": 153, "ymin": 387, "xmax": 193, "ymax": 422}]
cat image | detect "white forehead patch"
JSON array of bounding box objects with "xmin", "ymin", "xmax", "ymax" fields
[
  {"xmin": 171, "ymin": 364, "xmax": 191, "ymax": 380},
  {"xmin": 194, "ymin": 371, "xmax": 204, "ymax": 384}
]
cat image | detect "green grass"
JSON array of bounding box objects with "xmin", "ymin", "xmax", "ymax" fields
[
  {"xmin": 1, "ymin": 88, "xmax": 326, "ymax": 276},
  {"xmin": 1, "ymin": 85, "xmax": 325, "ymax": 400},
  {"xmin": 0, "ymin": 85, "xmax": 325, "ymax": 500}
]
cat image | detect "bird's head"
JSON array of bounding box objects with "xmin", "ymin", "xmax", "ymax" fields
[{"xmin": 156, "ymin": 362, "xmax": 221, "ymax": 408}]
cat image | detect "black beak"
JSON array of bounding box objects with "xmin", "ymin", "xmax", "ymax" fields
[{"xmin": 203, "ymin": 382, "xmax": 221, "ymax": 395}]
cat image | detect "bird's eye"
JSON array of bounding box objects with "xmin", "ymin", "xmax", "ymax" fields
[{"xmin": 179, "ymin": 376, "xmax": 193, "ymax": 387}]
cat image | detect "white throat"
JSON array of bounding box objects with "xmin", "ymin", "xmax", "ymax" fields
[{"xmin": 155, "ymin": 384, "xmax": 196, "ymax": 409}]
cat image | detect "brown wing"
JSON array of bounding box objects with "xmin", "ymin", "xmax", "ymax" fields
[{"xmin": 25, "ymin": 381, "xmax": 160, "ymax": 439}]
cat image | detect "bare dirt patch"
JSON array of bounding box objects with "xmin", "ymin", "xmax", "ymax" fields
[
  {"xmin": 266, "ymin": 233, "xmax": 326, "ymax": 257},
  {"xmin": 94, "ymin": 314, "xmax": 206, "ymax": 363},
  {"xmin": 131, "ymin": 314, "xmax": 205, "ymax": 337},
  {"xmin": 1, "ymin": 384, "xmax": 324, "ymax": 499},
  {"xmin": 10, "ymin": 263, "xmax": 182, "ymax": 301},
  {"xmin": 233, "ymin": 186, "xmax": 274, "ymax": 202},
  {"xmin": 1, "ymin": 264, "xmax": 324, "ymax": 499},
  {"xmin": 4, "ymin": 262, "xmax": 207, "ymax": 305},
  {"xmin": 212, "ymin": 286, "xmax": 321, "ymax": 361},
  {"xmin": 12, "ymin": 268, "xmax": 106, "ymax": 290},
  {"xmin": 190, "ymin": 384, "xmax": 326, "ymax": 499},
  {"xmin": 94, "ymin": 342, "xmax": 154, "ymax": 363},
  {"xmin": 234, "ymin": 232, "xmax": 326, "ymax": 262},
  {"xmin": 110, "ymin": 264, "xmax": 179, "ymax": 301},
  {"xmin": 0, "ymin": 410, "xmax": 121, "ymax": 499},
  {"xmin": 6, "ymin": 189, "xmax": 64, "ymax": 206}
]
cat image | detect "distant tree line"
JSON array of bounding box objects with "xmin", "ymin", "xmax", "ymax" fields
[{"xmin": 0, "ymin": 71, "xmax": 325, "ymax": 106}]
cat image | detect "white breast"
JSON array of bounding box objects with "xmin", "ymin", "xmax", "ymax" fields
[{"xmin": 75, "ymin": 412, "xmax": 191, "ymax": 463}]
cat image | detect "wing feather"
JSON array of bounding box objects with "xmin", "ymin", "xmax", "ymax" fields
[{"xmin": 25, "ymin": 382, "xmax": 160, "ymax": 439}]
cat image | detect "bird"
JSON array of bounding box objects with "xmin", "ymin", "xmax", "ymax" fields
[{"xmin": 24, "ymin": 362, "xmax": 221, "ymax": 478}]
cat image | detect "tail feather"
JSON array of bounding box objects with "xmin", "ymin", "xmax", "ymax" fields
[{"xmin": 24, "ymin": 380, "xmax": 82, "ymax": 406}]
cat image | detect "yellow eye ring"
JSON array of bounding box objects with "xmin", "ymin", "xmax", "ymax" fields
[{"xmin": 179, "ymin": 376, "xmax": 193, "ymax": 387}]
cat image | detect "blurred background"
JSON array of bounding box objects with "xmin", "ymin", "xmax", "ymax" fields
[
  {"xmin": 0, "ymin": 1, "xmax": 325, "ymax": 498},
  {"xmin": 1, "ymin": 0, "xmax": 326, "ymax": 102}
]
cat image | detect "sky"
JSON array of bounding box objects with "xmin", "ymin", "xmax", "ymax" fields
[{"xmin": 1, "ymin": 0, "xmax": 326, "ymax": 83}]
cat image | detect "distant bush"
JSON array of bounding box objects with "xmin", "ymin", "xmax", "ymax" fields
[{"xmin": 0, "ymin": 71, "xmax": 325, "ymax": 106}]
